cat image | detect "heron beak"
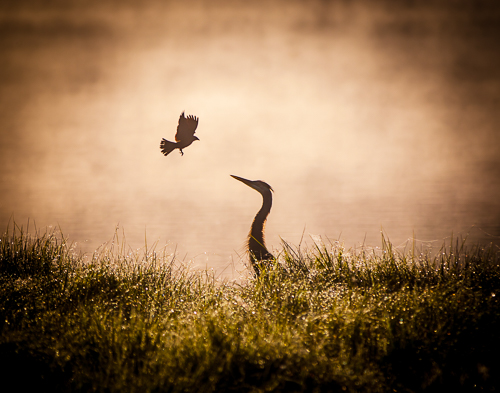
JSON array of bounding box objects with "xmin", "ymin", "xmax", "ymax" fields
[
  {"xmin": 231, "ymin": 175, "xmax": 273, "ymax": 193},
  {"xmin": 230, "ymin": 175, "xmax": 258, "ymax": 189},
  {"xmin": 231, "ymin": 175, "xmax": 252, "ymax": 185}
]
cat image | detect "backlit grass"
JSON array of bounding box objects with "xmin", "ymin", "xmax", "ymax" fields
[{"xmin": 1, "ymin": 223, "xmax": 499, "ymax": 392}]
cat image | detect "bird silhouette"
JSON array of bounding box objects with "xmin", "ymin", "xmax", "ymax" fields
[
  {"xmin": 160, "ymin": 112, "xmax": 199, "ymax": 156},
  {"xmin": 231, "ymin": 175, "xmax": 274, "ymax": 276}
]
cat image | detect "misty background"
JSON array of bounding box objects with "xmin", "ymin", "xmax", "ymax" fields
[{"xmin": 1, "ymin": 0, "xmax": 499, "ymax": 276}]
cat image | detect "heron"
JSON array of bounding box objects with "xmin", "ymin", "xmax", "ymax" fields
[
  {"xmin": 231, "ymin": 175, "xmax": 274, "ymax": 276},
  {"xmin": 160, "ymin": 112, "xmax": 199, "ymax": 156}
]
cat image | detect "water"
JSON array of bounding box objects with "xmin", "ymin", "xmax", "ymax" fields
[{"xmin": 1, "ymin": 0, "xmax": 499, "ymax": 277}]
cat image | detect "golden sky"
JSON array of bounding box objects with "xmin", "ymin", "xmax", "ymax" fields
[{"xmin": 1, "ymin": 0, "xmax": 499, "ymax": 274}]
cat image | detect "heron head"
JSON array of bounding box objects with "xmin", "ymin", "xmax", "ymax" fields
[{"xmin": 231, "ymin": 175, "xmax": 273, "ymax": 194}]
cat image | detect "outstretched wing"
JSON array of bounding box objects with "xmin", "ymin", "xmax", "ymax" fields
[{"xmin": 175, "ymin": 112, "xmax": 199, "ymax": 142}]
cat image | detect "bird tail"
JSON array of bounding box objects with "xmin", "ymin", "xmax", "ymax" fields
[{"xmin": 160, "ymin": 138, "xmax": 177, "ymax": 156}]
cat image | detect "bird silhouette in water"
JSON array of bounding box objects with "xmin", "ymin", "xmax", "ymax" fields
[
  {"xmin": 231, "ymin": 175, "xmax": 274, "ymax": 276},
  {"xmin": 160, "ymin": 112, "xmax": 199, "ymax": 156}
]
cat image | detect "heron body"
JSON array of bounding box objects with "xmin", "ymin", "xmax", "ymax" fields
[
  {"xmin": 160, "ymin": 112, "xmax": 199, "ymax": 156},
  {"xmin": 231, "ymin": 175, "xmax": 274, "ymax": 276}
]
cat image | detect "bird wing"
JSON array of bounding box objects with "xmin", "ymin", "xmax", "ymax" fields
[{"xmin": 175, "ymin": 112, "xmax": 199, "ymax": 142}]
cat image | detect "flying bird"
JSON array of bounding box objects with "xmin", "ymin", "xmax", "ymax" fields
[
  {"xmin": 160, "ymin": 112, "xmax": 199, "ymax": 156},
  {"xmin": 231, "ymin": 175, "xmax": 274, "ymax": 276}
]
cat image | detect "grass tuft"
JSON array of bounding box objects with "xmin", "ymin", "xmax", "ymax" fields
[{"xmin": 1, "ymin": 224, "xmax": 499, "ymax": 392}]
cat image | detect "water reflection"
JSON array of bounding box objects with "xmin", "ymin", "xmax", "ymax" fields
[{"xmin": 1, "ymin": 0, "xmax": 499, "ymax": 277}]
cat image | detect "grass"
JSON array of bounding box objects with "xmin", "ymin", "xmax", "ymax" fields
[{"xmin": 1, "ymin": 224, "xmax": 499, "ymax": 392}]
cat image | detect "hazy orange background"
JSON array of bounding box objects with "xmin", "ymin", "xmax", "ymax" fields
[{"xmin": 1, "ymin": 0, "xmax": 499, "ymax": 276}]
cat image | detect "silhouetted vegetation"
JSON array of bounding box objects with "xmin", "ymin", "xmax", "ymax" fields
[{"xmin": 1, "ymin": 224, "xmax": 499, "ymax": 392}]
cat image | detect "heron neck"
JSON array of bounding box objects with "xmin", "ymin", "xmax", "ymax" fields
[{"xmin": 249, "ymin": 190, "xmax": 272, "ymax": 253}]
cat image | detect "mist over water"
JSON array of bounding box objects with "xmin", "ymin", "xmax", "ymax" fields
[{"xmin": 1, "ymin": 0, "xmax": 499, "ymax": 276}]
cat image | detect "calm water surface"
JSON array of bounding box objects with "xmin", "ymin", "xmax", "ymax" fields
[{"xmin": 1, "ymin": 0, "xmax": 499, "ymax": 277}]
